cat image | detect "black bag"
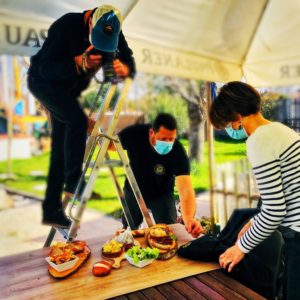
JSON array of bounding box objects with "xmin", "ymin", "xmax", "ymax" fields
[{"xmin": 178, "ymin": 208, "xmax": 284, "ymax": 300}]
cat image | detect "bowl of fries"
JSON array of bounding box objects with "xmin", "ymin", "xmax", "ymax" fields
[{"xmin": 45, "ymin": 243, "xmax": 79, "ymax": 272}]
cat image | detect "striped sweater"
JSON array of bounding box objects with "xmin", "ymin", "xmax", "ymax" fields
[{"xmin": 238, "ymin": 122, "xmax": 300, "ymax": 254}]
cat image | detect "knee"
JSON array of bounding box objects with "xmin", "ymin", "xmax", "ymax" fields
[
  {"xmin": 78, "ymin": 112, "xmax": 88, "ymax": 132},
  {"xmin": 68, "ymin": 110, "xmax": 88, "ymax": 132}
]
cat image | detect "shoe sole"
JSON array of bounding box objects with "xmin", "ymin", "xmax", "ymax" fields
[{"xmin": 42, "ymin": 221, "xmax": 70, "ymax": 229}]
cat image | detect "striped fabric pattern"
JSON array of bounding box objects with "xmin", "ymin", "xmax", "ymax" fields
[{"xmin": 238, "ymin": 123, "xmax": 300, "ymax": 253}]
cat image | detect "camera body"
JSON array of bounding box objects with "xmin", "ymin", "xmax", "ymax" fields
[
  {"xmin": 88, "ymin": 49, "xmax": 116, "ymax": 82},
  {"xmin": 88, "ymin": 49, "xmax": 115, "ymax": 63}
]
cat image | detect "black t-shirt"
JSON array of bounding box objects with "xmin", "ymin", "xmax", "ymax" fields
[{"xmin": 118, "ymin": 124, "xmax": 190, "ymax": 198}]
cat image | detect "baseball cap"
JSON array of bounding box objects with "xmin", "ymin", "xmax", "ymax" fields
[{"xmin": 90, "ymin": 5, "xmax": 123, "ymax": 52}]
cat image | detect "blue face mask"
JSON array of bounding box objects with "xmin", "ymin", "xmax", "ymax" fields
[
  {"xmin": 154, "ymin": 140, "xmax": 174, "ymax": 155},
  {"xmin": 225, "ymin": 124, "xmax": 248, "ymax": 140}
]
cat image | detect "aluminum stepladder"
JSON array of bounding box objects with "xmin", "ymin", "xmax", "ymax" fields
[{"xmin": 44, "ymin": 77, "xmax": 154, "ymax": 247}]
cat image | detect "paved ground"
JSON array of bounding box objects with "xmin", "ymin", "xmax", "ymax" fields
[
  {"xmin": 0, "ymin": 191, "xmax": 211, "ymax": 258},
  {"xmin": 0, "ymin": 194, "xmax": 121, "ymax": 257}
]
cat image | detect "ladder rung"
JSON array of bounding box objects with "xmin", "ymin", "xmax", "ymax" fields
[
  {"xmin": 85, "ymin": 159, "xmax": 123, "ymax": 169},
  {"xmin": 104, "ymin": 159, "xmax": 123, "ymax": 167}
]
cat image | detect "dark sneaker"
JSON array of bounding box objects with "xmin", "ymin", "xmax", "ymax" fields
[
  {"xmin": 42, "ymin": 209, "xmax": 71, "ymax": 229},
  {"xmin": 90, "ymin": 191, "xmax": 102, "ymax": 200}
]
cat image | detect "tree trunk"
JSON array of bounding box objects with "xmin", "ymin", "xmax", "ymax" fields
[{"xmin": 187, "ymin": 101, "xmax": 204, "ymax": 162}]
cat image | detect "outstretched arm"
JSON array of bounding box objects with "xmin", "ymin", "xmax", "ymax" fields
[{"xmin": 175, "ymin": 175, "xmax": 205, "ymax": 237}]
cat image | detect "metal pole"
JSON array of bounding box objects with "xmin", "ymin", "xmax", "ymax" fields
[
  {"xmin": 106, "ymin": 153, "xmax": 136, "ymax": 229},
  {"xmin": 114, "ymin": 139, "xmax": 154, "ymax": 228},
  {"xmin": 1, "ymin": 55, "xmax": 15, "ymax": 180},
  {"xmin": 205, "ymin": 81, "xmax": 216, "ymax": 231}
]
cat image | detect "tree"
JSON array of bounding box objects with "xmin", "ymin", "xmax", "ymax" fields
[
  {"xmin": 260, "ymin": 91, "xmax": 287, "ymax": 121},
  {"xmin": 164, "ymin": 78, "xmax": 207, "ymax": 163}
]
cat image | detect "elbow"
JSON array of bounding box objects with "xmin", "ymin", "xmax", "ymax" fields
[
  {"xmin": 273, "ymin": 210, "xmax": 287, "ymax": 227},
  {"xmin": 38, "ymin": 62, "xmax": 51, "ymax": 80},
  {"xmin": 129, "ymin": 63, "xmax": 136, "ymax": 79},
  {"xmin": 279, "ymin": 209, "xmax": 287, "ymax": 222}
]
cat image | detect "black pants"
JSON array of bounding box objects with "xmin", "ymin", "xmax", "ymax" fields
[
  {"xmin": 121, "ymin": 186, "xmax": 177, "ymax": 229},
  {"xmin": 28, "ymin": 77, "xmax": 87, "ymax": 213},
  {"xmin": 178, "ymin": 209, "xmax": 284, "ymax": 299},
  {"xmin": 280, "ymin": 228, "xmax": 300, "ymax": 300}
]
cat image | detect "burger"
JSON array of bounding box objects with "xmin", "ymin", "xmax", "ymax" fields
[{"xmin": 147, "ymin": 224, "xmax": 177, "ymax": 260}]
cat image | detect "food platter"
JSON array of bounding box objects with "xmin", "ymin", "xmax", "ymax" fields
[
  {"xmin": 46, "ymin": 241, "xmax": 91, "ymax": 279},
  {"xmin": 46, "ymin": 224, "xmax": 178, "ymax": 279}
]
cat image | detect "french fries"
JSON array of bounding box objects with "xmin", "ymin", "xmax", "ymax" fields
[{"xmin": 49, "ymin": 241, "xmax": 86, "ymax": 265}]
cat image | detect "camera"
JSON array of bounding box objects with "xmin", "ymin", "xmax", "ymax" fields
[{"xmin": 88, "ymin": 49, "xmax": 116, "ymax": 82}]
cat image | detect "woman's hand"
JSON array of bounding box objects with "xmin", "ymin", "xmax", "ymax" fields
[{"xmin": 219, "ymin": 244, "xmax": 245, "ymax": 272}]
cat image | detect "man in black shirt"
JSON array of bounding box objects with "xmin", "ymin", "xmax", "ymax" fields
[
  {"xmin": 28, "ymin": 5, "xmax": 135, "ymax": 228},
  {"xmin": 118, "ymin": 113, "xmax": 203, "ymax": 237}
]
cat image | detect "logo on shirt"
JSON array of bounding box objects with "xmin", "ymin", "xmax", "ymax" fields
[{"xmin": 154, "ymin": 164, "xmax": 165, "ymax": 175}]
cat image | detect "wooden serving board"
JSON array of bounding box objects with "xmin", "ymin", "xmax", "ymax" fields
[{"xmin": 0, "ymin": 224, "xmax": 219, "ymax": 300}]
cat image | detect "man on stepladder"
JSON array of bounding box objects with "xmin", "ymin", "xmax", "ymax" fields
[
  {"xmin": 28, "ymin": 5, "xmax": 136, "ymax": 228},
  {"xmin": 118, "ymin": 113, "xmax": 204, "ymax": 238}
]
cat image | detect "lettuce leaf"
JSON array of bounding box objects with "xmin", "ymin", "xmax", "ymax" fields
[{"xmin": 127, "ymin": 246, "xmax": 159, "ymax": 264}]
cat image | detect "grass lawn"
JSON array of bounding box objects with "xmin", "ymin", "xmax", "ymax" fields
[{"xmin": 0, "ymin": 138, "xmax": 246, "ymax": 216}]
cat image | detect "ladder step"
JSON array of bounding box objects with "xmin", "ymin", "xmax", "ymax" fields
[
  {"xmin": 104, "ymin": 159, "xmax": 123, "ymax": 168},
  {"xmin": 85, "ymin": 159, "xmax": 123, "ymax": 169}
]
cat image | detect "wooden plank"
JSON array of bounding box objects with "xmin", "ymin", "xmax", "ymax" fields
[
  {"xmin": 127, "ymin": 291, "xmax": 148, "ymax": 300},
  {"xmin": 0, "ymin": 224, "xmax": 218, "ymax": 300},
  {"xmin": 184, "ymin": 276, "xmax": 225, "ymax": 300},
  {"xmin": 209, "ymin": 270, "xmax": 266, "ymax": 300},
  {"xmin": 196, "ymin": 273, "xmax": 245, "ymax": 300},
  {"xmin": 156, "ymin": 283, "xmax": 187, "ymax": 300},
  {"xmin": 141, "ymin": 287, "xmax": 167, "ymax": 300},
  {"xmin": 110, "ymin": 296, "xmax": 128, "ymax": 300},
  {"xmin": 170, "ymin": 280, "xmax": 207, "ymax": 300}
]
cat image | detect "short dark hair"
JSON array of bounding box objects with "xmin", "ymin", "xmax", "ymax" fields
[
  {"xmin": 209, "ymin": 81, "xmax": 261, "ymax": 129},
  {"xmin": 152, "ymin": 113, "xmax": 177, "ymax": 132}
]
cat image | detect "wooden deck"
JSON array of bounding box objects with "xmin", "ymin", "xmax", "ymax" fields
[
  {"xmin": 111, "ymin": 270, "xmax": 266, "ymax": 300},
  {"xmin": 0, "ymin": 224, "xmax": 265, "ymax": 300}
]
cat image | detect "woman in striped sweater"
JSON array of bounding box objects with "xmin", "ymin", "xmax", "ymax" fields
[{"xmin": 209, "ymin": 81, "xmax": 300, "ymax": 300}]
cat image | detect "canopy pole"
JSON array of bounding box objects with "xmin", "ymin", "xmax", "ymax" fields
[
  {"xmin": 0, "ymin": 55, "xmax": 15, "ymax": 180},
  {"xmin": 205, "ymin": 82, "xmax": 216, "ymax": 232}
]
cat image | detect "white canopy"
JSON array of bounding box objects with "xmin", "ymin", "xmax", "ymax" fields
[{"xmin": 1, "ymin": 0, "xmax": 300, "ymax": 87}]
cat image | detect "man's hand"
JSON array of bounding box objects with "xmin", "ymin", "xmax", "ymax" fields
[
  {"xmin": 219, "ymin": 245, "xmax": 245, "ymax": 272},
  {"xmin": 75, "ymin": 45, "xmax": 102, "ymax": 73},
  {"xmin": 237, "ymin": 220, "xmax": 252, "ymax": 241},
  {"xmin": 87, "ymin": 118, "xmax": 96, "ymax": 135},
  {"xmin": 185, "ymin": 219, "xmax": 205, "ymax": 238},
  {"xmin": 113, "ymin": 59, "xmax": 130, "ymax": 77}
]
